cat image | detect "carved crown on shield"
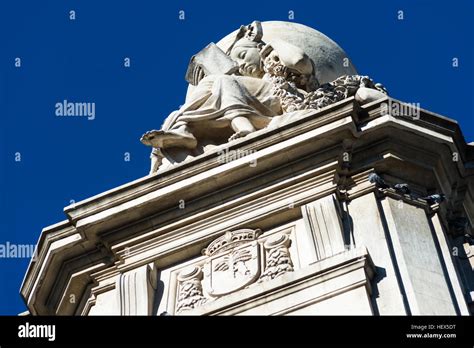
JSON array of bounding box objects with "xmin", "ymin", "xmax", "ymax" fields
[{"xmin": 202, "ymin": 229, "xmax": 262, "ymax": 257}]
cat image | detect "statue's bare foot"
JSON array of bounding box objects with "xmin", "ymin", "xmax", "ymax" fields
[
  {"xmin": 140, "ymin": 129, "xmax": 197, "ymax": 149},
  {"xmin": 229, "ymin": 130, "xmax": 252, "ymax": 141}
]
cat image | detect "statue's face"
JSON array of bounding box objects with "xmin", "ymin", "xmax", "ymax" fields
[{"xmin": 230, "ymin": 39, "xmax": 263, "ymax": 78}]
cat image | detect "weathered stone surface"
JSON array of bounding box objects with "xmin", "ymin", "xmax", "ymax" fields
[
  {"xmin": 381, "ymin": 197, "xmax": 457, "ymax": 315},
  {"xmin": 350, "ymin": 193, "xmax": 407, "ymax": 315}
]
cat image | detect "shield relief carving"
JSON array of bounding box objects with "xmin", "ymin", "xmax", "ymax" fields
[
  {"xmin": 203, "ymin": 240, "xmax": 261, "ymax": 296},
  {"xmin": 175, "ymin": 228, "xmax": 294, "ymax": 313}
]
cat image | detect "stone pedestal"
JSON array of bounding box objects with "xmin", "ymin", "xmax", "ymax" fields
[{"xmin": 21, "ymin": 97, "xmax": 474, "ymax": 315}]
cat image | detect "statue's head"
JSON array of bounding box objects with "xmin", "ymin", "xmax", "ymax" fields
[{"xmin": 227, "ymin": 21, "xmax": 265, "ymax": 78}]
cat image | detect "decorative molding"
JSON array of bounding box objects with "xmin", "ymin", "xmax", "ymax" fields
[
  {"xmin": 81, "ymin": 281, "xmax": 116, "ymax": 316},
  {"xmin": 113, "ymin": 167, "xmax": 337, "ymax": 269}
]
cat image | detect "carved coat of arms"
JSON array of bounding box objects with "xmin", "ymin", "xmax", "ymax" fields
[
  {"xmin": 203, "ymin": 241, "xmax": 260, "ymax": 296},
  {"xmin": 175, "ymin": 228, "xmax": 294, "ymax": 313},
  {"xmin": 202, "ymin": 229, "xmax": 262, "ymax": 296}
]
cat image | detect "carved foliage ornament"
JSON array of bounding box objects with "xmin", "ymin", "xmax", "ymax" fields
[
  {"xmin": 259, "ymin": 233, "xmax": 294, "ymax": 282},
  {"xmin": 176, "ymin": 266, "xmax": 207, "ymax": 313}
]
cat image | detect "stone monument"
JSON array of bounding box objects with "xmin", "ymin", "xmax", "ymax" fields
[
  {"xmin": 21, "ymin": 21, "xmax": 474, "ymax": 316},
  {"xmin": 140, "ymin": 21, "xmax": 386, "ymax": 174}
]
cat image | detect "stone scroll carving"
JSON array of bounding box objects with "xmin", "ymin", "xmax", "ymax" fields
[
  {"xmin": 176, "ymin": 266, "xmax": 207, "ymax": 313},
  {"xmin": 174, "ymin": 228, "xmax": 295, "ymax": 313},
  {"xmin": 259, "ymin": 233, "xmax": 294, "ymax": 282},
  {"xmin": 117, "ymin": 264, "xmax": 157, "ymax": 315},
  {"xmin": 140, "ymin": 21, "xmax": 388, "ymax": 174}
]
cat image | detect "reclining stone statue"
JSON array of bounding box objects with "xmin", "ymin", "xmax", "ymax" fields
[{"xmin": 141, "ymin": 21, "xmax": 387, "ymax": 174}]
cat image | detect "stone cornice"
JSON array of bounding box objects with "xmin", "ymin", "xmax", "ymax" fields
[{"xmin": 63, "ymin": 98, "xmax": 357, "ymax": 224}]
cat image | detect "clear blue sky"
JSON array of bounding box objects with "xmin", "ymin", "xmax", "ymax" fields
[{"xmin": 0, "ymin": 0, "xmax": 472, "ymax": 315}]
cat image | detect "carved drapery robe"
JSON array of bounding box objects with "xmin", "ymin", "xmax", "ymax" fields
[{"xmin": 162, "ymin": 74, "xmax": 282, "ymax": 132}]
